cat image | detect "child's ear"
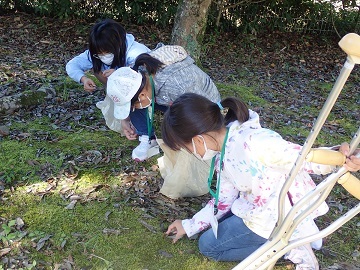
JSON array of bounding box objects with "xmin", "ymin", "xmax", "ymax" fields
[
  {"xmin": 138, "ymin": 91, "xmax": 147, "ymax": 100},
  {"xmin": 139, "ymin": 83, "xmax": 151, "ymax": 99},
  {"xmin": 192, "ymin": 135, "xmax": 203, "ymax": 149}
]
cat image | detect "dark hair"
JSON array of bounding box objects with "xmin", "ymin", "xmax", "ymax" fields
[
  {"xmin": 161, "ymin": 93, "xmax": 249, "ymax": 151},
  {"xmin": 128, "ymin": 53, "xmax": 164, "ymax": 105},
  {"xmin": 130, "ymin": 73, "xmax": 147, "ymax": 105},
  {"xmin": 88, "ymin": 19, "xmax": 127, "ymax": 73},
  {"xmin": 133, "ymin": 53, "xmax": 164, "ymax": 74}
]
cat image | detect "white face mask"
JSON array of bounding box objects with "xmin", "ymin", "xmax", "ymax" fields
[
  {"xmin": 192, "ymin": 135, "xmax": 218, "ymax": 161},
  {"xmin": 98, "ymin": 53, "xmax": 114, "ymax": 65}
]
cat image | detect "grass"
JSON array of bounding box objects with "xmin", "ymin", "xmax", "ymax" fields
[
  {"xmin": 1, "ymin": 170, "xmax": 239, "ymax": 270},
  {"xmin": 1, "ymin": 76, "xmax": 359, "ymax": 270}
]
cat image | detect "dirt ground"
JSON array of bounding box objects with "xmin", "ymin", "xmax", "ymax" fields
[{"xmin": 1, "ymin": 11, "xmax": 360, "ymax": 270}]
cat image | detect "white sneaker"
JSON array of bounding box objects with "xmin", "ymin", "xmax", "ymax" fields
[
  {"xmin": 285, "ymin": 244, "xmax": 319, "ymax": 270},
  {"xmin": 132, "ymin": 135, "xmax": 159, "ymax": 162}
]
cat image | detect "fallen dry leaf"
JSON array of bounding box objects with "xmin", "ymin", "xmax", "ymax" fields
[
  {"xmin": 0, "ymin": 248, "xmax": 11, "ymax": 257},
  {"xmin": 102, "ymin": 228, "xmax": 121, "ymax": 235},
  {"xmin": 158, "ymin": 250, "xmax": 173, "ymax": 258},
  {"xmin": 65, "ymin": 200, "xmax": 77, "ymax": 210},
  {"xmin": 105, "ymin": 211, "xmax": 112, "ymax": 220},
  {"xmin": 138, "ymin": 219, "xmax": 158, "ymax": 234},
  {"xmin": 36, "ymin": 234, "xmax": 52, "ymax": 251}
]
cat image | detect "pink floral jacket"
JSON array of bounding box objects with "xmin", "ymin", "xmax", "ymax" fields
[{"xmin": 182, "ymin": 110, "xmax": 331, "ymax": 243}]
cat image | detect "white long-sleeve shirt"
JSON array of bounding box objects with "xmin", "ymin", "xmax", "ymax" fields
[{"xmin": 66, "ymin": 34, "xmax": 150, "ymax": 83}]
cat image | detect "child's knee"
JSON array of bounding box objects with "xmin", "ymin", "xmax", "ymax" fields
[{"xmin": 198, "ymin": 233, "xmax": 220, "ymax": 261}]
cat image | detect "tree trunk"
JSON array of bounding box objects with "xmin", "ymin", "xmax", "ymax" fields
[{"xmin": 171, "ymin": 0, "xmax": 213, "ymax": 62}]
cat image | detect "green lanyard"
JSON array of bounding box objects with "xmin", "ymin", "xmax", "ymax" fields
[
  {"xmin": 146, "ymin": 75, "xmax": 156, "ymax": 141},
  {"xmin": 207, "ymin": 128, "xmax": 229, "ymax": 215}
]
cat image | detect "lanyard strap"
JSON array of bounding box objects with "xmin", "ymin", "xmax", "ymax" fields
[
  {"xmin": 146, "ymin": 75, "xmax": 156, "ymax": 141},
  {"xmin": 207, "ymin": 128, "xmax": 229, "ymax": 215}
]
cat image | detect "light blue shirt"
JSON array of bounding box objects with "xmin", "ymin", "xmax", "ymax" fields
[{"xmin": 65, "ymin": 33, "xmax": 150, "ymax": 83}]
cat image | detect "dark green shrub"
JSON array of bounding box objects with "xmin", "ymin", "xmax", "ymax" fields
[
  {"xmin": 206, "ymin": 0, "xmax": 359, "ymax": 36},
  {"xmin": 0, "ymin": 0, "xmax": 358, "ymax": 36},
  {"xmin": 0, "ymin": 0, "xmax": 178, "ymax": 27}
]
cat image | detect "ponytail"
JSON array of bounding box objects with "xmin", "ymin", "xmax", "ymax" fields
[
  {"xmin": 133, "ymin": 53, "xmax": 164, "ymax": 74},
  {"xmin": 220, "ymin": 97, "xmax": 249, "ymax": 125},
  {"xmin": 129, "ymin": 53, "xmax": 164, "ymax": 106}
]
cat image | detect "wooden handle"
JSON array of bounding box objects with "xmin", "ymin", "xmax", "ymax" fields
[
  {"xmin": 338, "ymin": 172, "xmax": 360, "ymax": 200},
  {"xmin": 305, "ymin": 149, "xmax": 346, "ymax": 165},
  {"xmin": 338, "ymin": 33, "xmax": 360, "ymax": 60}
]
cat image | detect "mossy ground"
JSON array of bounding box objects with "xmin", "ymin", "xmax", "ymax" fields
[
  {"xmin": 1, "ymin": 13, "xmax": 359, "ymax": 269},
  {"xmin": 1, "ymin": 77, "xmax": 359, "ymax": 269}
]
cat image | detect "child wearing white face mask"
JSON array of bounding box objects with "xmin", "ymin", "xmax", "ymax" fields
[
  {"xmin": 95, "ymin": 53, "xmax": 115, "ymax": 66},
  {"xmin": 160, "ymin": 93, "xmax": 360, "ymax": 270},
  {"xmin": 100, "ymin": 44, "xmax": 221, "ymax": 162},
  {"xmin": 192, "ymin": 135, "xmax": 219, "ymax": 161},
  {"xmin": 65, "ymin": 18, "xmax": 150, "ymax": 93}
]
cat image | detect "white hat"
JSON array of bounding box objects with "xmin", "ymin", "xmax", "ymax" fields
[{"xmin": 106, "ymin": 67, "xmax": 143, "ymax": 120}]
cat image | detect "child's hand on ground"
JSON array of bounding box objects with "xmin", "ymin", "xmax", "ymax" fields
[
  {"xmin": 121, "ymin": 119, "xmax": 137, "ymax": 140},
  {"xmin": 80, "ymin": 76, "xmax": 96, "ymax": 92},
  {"xmin": 165, "ymin": 220, "xmax": 186, "ymax": 243}
]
